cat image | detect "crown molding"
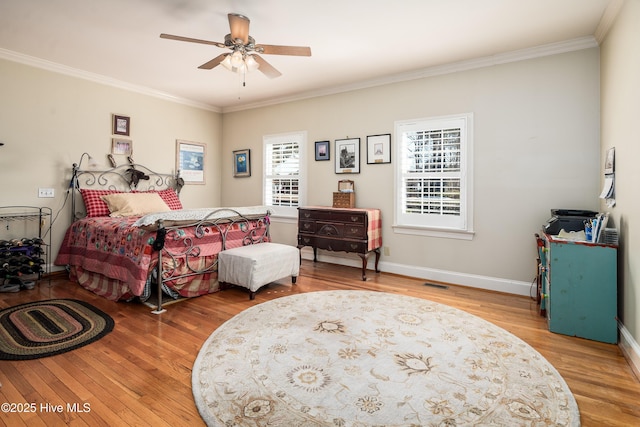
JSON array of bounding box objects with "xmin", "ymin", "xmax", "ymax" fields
[
  {"xmin": 0, "ymin": 48, "xmax": 221, "ymax": 113},
  {"xmin": 223, "ymin": 36, "xmax": 599, "ymax": 113},
  {"xmin": 594, "ymin": 0, "xmax": 624, "ymax": 43},
  {"xmin": 1, "ymin": 36, "xmax": 598, "ymax": 115}
]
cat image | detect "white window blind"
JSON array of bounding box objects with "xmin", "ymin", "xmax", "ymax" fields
[
  {"xmin": 263, "ymin": 132, "xmax": 306, "ymax": 217},
  {"xmin": 395, "ymin": 114, "xmax": 473, "ymax": 236}
]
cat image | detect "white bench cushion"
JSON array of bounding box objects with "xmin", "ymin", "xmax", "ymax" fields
[{"xmin": 218, "ymin": 243, "xmax": 299, "ymax": 293}]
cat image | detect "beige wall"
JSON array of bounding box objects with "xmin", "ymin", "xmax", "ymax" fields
[
  {"xmin": 0, "ymin": 59, "xmax": 222, "ymax": 263},
  {"xmin": 1, "ymin": 47, "xmax": 603, "ymax": 296},
  {"xmin": 600, "ymin": 0, "xmax": 640, "ymax": 360},
  {"xmin": 221, "ymin": 48, "xmax": 602, "ymax": 294}
]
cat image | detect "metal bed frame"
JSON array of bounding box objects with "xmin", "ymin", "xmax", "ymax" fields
[{"xmin": 68, "ymin": 163, "xmax": 270, "ymax": 313}]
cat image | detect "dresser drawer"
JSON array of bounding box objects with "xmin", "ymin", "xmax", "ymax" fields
[
  {"xmin": 298, "ymin": 235, "xmax": 367, "ymax": 253},
  {"xmin": 299, "ymin": 210, "xmax": 315, "ymax": 220},
  {"xmin": 331, "ymin": 212, "xmax": 366, "ymax": 224},
  {"xmin": 317, "ymin": 222, "xmax": 343, "ymax": 237},
  {"xmin": 298, "ymin": 220, "xmax": 316, "ymax": 234},
  {"xmin": 299, "ymin": 209, "xmax": 365, "ymax": 225},
  {"xmin": 315, "ymin": 237, "xmax": 367, "ymax": 253},
  {"xmin": 343, "ymin": 224, "xmax": 366, "ymax": 239},
  {"xmin": 298, "ymin": 235, "xmax": 316, "ymax": 247},
  {"xmin": 315, "ymin": 222, "xmax": 365, "ymax": 239}
]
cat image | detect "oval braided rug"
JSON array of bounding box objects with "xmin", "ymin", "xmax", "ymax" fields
[
  {"xmin": 193, "ymin": 290, "xmax": 579, "ymax": 426},
  {"xmin": 0, "ymin": 299, "xmax": 114, "ymax": 360}
]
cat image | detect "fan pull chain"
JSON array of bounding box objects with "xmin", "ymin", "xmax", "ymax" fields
[{"xmin": 236, "ymin": 69, "xmax": 247, "ymax": 100}]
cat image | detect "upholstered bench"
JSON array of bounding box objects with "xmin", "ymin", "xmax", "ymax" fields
[{"xmin": 218, "ymin": 242, "xmax": 299, "ymax": 300}]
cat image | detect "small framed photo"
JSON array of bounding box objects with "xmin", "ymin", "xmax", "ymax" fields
[
  {"xmin": 367, "ymin": 134, "xmax": 391, "ymax": 164},
  {"xmin": 112, "ymin": 114, "xmax": 130, "ymax": 136},
  {"xmin": 233, "ymin": 149, "xmax": 251, "ymax": 178},
  {"xmin": 315, "ymin": 140, "xmax": 330, "ymax": 161},
  {"xmin": 176, "ymin": 140, "xmax": 205, "ymax": 184},
  {"xmin": 604, "ymin": 147, "xmax": 615, "ymax": 174},
  {"xmin": 335, "ymin": 138, "xmax": 360, "ymax": 174},
  {"xmin": 111, "ymin": 138, "xmax": 132, "ymax": 156}
]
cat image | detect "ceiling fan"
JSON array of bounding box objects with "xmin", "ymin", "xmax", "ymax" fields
[{"xmin": 160, "ymin": 13, "xmax": 311, "ymax": 79}]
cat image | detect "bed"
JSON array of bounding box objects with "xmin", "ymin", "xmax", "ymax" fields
[{"xmin": 54, "ymin": 162, "xmax": 270, "ymax": 313}]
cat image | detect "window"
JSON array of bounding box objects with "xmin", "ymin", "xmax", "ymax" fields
[
  {"xmin": 394, "ymin": 114, "xmax": 473, "ymax": 239},
  {"xmin": 263, "ymin": 131, "xmax": 306, "ymax": 218}
]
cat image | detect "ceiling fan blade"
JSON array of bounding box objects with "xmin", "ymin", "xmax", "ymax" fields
[
  {"xmin": 257, "ymin": 44, "xmax": 312, "ymax": 57},
  {"xmin": 198, "ymin": 53, "xmax": 229, "ymax": 70},
  {"xmin": 160, "ymin": 33, "xmax": 226, "ymax": 49},
  {"xmin": 228, "ymin": 13, "xmax": 250, "ymax": 44},
  {"xmin": 253, "ymin": 55, "xmax": 282, "ymax": 79}
]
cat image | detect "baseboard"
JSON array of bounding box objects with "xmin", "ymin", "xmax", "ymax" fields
[
  {"xmin": 42, "ymin": 264, "xmax": 67, "ymax": 276},
  {"xmin": 618, "ymin": 321, "xmax": 640, "ymax": 382},
  {"xmin": 300, "ymin": 248, "xmax": 533, "ymax": 297}
]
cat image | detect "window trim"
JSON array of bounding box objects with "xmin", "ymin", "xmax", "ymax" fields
[
  {"xmin": 393, "ymin": 113, "xmax": 474, "ymax": 240},
  {"xmin": 262, "ymin": 131, "xmax": 307, "ymax": 219}
]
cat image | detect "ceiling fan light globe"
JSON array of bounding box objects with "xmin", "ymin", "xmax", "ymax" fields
[
  {"xmin": 221, "ymin": 55, "xmax": 233, "ymax": 70},
  {"xmin": 230, "ymin": 50, "xmax": 244, "ymax": 67},
  {"xmin": 245, "ymin": 55, "xmax": 259, "ymax": 72}
]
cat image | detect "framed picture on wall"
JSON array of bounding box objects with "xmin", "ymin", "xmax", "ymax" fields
[
  {"xmin": 111, "ymin": 138, "xmax": 132, "ymax": 156},
  {"xmin": 315, "ymin": 140, "xmax": 330, "ymax": 161},
  {"xmin": 176, "ymin": 140, "xmax": 205, "ymax": 184},
  {"xmin": 604, "ymin": 147, "xmax": 615, "ymax": 174},
  {"xmin": 112, "ymin": 114, "xmax": 130, "ymax": 136},
  {"xmin": 335, "ymin": 138, "xmax": 360, "ymax": 174},
  {"xmin": 233, "ymin": 149, "xmax": 251, "ymax": 177},
  {"xmin": 366, "ymin": 134, "xmax": 391, "ymax": 164}
]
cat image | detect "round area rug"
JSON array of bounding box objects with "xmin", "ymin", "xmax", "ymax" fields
[
  {"xmin": 0, "ymin": 299, "xmax": 114, "ymax": 360},
  {"xmin": 192, "ymin": 290, "xmax": 579, "ymax": 426}
]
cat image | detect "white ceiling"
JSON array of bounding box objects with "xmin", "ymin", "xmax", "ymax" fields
[{"xmin": 0, "ymin": 0, "xmax": 617, "ymax": 112}]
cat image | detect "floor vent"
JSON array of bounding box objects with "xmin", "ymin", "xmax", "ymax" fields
[{"xmin": 424, "ymin": 282, "xmax": 449, "ymax": 290}]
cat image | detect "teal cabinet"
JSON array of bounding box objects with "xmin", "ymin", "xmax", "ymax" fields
[{"xmin": 543, "ymin": 233, "xmax": 618, "ymax": 343}]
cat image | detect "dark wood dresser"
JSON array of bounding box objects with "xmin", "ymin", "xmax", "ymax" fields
[{"xmin": 297, "ymin": 206, "xmax": 382, "ymax": 280}]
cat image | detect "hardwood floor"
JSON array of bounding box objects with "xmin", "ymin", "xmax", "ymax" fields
[{"xmin": 1, "ymin": 261, "xmax": 639, "ymax": 426}]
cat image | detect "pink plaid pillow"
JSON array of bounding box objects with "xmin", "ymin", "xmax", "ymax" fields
[
  {"xmin": 157, "ymin": 188, "xmax": 183, "ymax": 210},
  {"xmin": 80, "ymin": 189, "xmax": 122, "ymax": 217}
]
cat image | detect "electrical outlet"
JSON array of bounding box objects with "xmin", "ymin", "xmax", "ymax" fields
[
  {"xmin": 383, "ymin": 246, "xmax": 390, "ymax": 256},
  {"xmin": 38, "ymin": 188, "xmax": 55, "ymax": 198}
]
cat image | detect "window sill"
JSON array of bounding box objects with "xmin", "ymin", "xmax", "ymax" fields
[
  {"xmin": 269, "ymin": 214, "xmax": 297, "ymax": 224},
  {"xmin": 392, "ymin": 224, "xmax": 475, "ymax": 240}
]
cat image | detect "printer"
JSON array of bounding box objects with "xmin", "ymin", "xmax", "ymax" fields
[{"xmin": 543, "ymin": 209, "xmax": 598, "ymax": 235}]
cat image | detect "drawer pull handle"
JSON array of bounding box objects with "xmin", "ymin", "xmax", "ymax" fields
[
  {"xmin": 350, "ymin": 244, "xmax": 358, "ymax": 250},
  {"xmin": 350, "ymin": 228, "xmax": 359, "ymax": 233},
  {"xmin": 304, "ymin": 238, "xmax": 311, "ymax": 243},
  {"xmin": 304, "ymin": 223, "xmax": 311, "ymax": 229},
  {"xmin": 304, "ymin": 213, "xmax": 311, "ymax": 218},
  {"xmin": 350, "ymin": 216, "xmax": 359, "ymax": 222}
]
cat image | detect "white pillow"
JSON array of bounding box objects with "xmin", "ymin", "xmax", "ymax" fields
[{"xmin": 101, "ymin": 192, "xmax": 171, "ymax": 217}]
